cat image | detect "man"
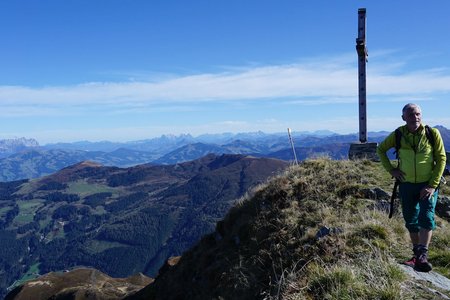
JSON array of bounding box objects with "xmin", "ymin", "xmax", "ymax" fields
[{"xmin": 377, "ymin": 103, "xmax": 446, "ymax": 272}]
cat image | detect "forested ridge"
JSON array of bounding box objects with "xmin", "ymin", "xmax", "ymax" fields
[{"xmin": 0, "ymin": 154, "xmax": 288, "ymax": 299}]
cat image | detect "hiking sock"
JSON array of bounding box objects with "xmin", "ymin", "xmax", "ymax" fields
[{"xmin": 416, "ymin": 244, "xmax": 428, "ymax": 255}]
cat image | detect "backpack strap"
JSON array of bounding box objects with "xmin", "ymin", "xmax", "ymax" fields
[{"xmin": 424, "ymin": 125, "xmax": 435, "ymax": 148}]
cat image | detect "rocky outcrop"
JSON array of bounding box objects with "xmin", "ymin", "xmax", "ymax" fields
[
  {"xmin": 348, "ymin": 142, "xmax": 379, "ymax": 161},
  {"xmin": 437, "ymin": 196, "xmax": 450, "ymax": 220},
  {"xmin": 398, "ymin": 264, "xmax": 450, "ymax": 299},
  {"xmin": 155, "ymin": 256, "xmax": 181, "ymax": 277},
  {"xmin": 5, "ymin": 268, "xmax": 153, "ymax": 300}
]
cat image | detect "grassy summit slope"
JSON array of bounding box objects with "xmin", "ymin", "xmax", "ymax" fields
[{"xmin": 132, "ymin": 158, "xmax": 450, "ymax": 300}]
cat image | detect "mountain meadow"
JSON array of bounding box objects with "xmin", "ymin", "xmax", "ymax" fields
[{"xmin": 4, "ymin": 156, "xmax": 450, "ymax": 299}]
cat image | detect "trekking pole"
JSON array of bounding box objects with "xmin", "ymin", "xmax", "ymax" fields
[
  {"xmin": 287, "ymin": 128, "xmax": 298, "ymax": 166},
  {"xmin": 389, "ymin": 180, "xmax": 399, "ymax": 219}
]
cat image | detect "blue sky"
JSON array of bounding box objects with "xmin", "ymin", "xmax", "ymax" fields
[{"xmin": 1, "ymin": 1, "xmax": 450, "ymax": 144}]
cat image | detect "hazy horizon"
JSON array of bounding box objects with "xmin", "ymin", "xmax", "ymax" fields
[{"xmin": 2, "ymin": 127, "xmax": 405, "ymax": 146}]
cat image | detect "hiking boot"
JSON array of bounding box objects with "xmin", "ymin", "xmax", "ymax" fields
[
  {"xmin": 403, "ymin": 256, "xmax": 416, "ymax": 267},
  {"xmin": 415, "ymin": 250, "xmax": 432, "ymax": 272}
]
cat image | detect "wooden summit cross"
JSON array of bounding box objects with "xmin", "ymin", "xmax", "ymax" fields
[{"xmin": 349, "ymin": 8, "xmax": 378, "ymax": 160}]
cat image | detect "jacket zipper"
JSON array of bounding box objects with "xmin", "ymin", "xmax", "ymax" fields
[{"xmin": 413, "ymin": 134, "xmax": 417, "ymax": 183}]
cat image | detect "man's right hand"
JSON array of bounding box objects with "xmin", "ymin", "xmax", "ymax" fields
[{"xmin": 390, "ymin": 168, "xmax": 405, "ymax": 182}]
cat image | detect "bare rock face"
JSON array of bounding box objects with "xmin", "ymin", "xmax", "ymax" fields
[{"xmin": 5, "ymin": 268, "xmax": 153, "ymax": 300}]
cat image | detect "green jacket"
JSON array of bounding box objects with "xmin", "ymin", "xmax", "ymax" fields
[{"xmin": 376, "ymin": 124, "xmax": 447, "ymax": 188}]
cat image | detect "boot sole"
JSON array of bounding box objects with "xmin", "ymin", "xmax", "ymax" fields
[{"xmin": 414, "ymin": 264, "xmax": 432, "ymax": 272}]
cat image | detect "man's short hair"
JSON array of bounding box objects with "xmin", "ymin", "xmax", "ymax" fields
[{"xmin": 402, "ymin": 103, "xmax": 421, "ymax": 115}]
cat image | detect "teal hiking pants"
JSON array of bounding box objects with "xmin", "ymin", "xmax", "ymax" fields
[{"xmin": 399, "ymin": 182, "xmax": 438, "ymax": 232}]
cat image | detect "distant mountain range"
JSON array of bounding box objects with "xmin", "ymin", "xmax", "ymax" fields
[
  {"xmin": 0, "ymin": 154, "xmax": 288, "ymax": 299},
  {"xmin": 1, "ymin": 126, "xmax": 449, "ymax": 182},
  {"xmin": 0, "ymin": 138, "xmax": 39, "ymax": 158}
]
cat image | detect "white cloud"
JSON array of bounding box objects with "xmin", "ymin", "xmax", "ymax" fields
[
  {"xmin": 286, "ymin": 96, "xmax": 356, "ymax": 105},
  {"xmin": 0, "ymin": 55, "xmax": 357, "ymax": 106},
  {"xmin": 369, "ymin": 69, "xmax": 450, "ymax": 95},
  {"xmin": 1, "ymin": 52, "xmax": 450, "ymax": 118}
]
